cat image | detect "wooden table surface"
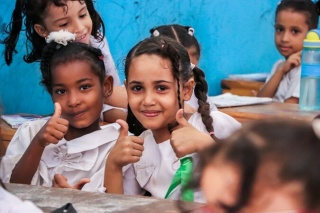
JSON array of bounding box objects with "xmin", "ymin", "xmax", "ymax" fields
[
  {"xmin": 5, "ymin": 183, "xmax": 204, "ymax": 213},
  {"xmin": 0, "ymin": 119, "xmax": 16, "ymax": 156},
  {"xmin": 219, "ymin": 102, "xmax": 320, "ymax": 123}
]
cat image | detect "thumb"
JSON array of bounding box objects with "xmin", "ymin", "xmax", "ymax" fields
[
  {"xmin": 116, "ymin": 119, "xmax": 129, "ymax": 138},
  {"xmin": 53, "ymin": 102, "xmax": 62, "ymax": 118},
  {"xmin": 175, "ymin": 109, "xmax": 190, "ymax": 127}
]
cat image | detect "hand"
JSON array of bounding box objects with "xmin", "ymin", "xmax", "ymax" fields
[
  {"xmin": 107, "ymin": 119, "xmax": 144, "ymax": 168},
  {"xmin": 170, "ymin": 109, "xmax": 215, "ymax": 158},
  {"xmin": 282, "ymin": 51, "xmax": 302, "ymax": 74},
  {"xmin": 34, "ymin": 102, "xmax": 69, "ymax": 147},
  {"xmin": 52, "ymin": 174, "xmax": 90, "ymax": 190}
]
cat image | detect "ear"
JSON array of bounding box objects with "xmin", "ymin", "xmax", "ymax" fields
[
  {"xmin": 182, "ymin": 78, "xmax": 195, "ymax": 101},
  {"xmin": 124, "ymin": 79, "xmax": 128, "ymax": 89},
  {"xmin": 34, "ymin": 24, "xmax": 48, "ymax": 38},
  {"xmin": 103, "ymin": 75, "xmax": 114, "ymax": 99}
]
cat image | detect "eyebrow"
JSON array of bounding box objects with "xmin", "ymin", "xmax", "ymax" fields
[
  {"xmin": 128, "ymin": 80, "xmax": 174, "ymax": 85},
  {"xmin": 53, "ymin": 77, "xmax": 92, "ymax": 87},
  {"xmin": 52, "ymin": 5, "xmax": 87, "ymax": 23}
]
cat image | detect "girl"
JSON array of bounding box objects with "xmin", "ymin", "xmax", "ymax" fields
[
  {"xmin": 199, "ymin": 119, "xmax": 320, "ymax": 212},
  {"xmin": 104, "ymin": 36, "xmax": 241, "ymax": 202},
  {"xmin": 150, "ymin": 24, "xmax": 216, "ymax": 112},
  {"xmin": 258, "ymin": 0, "xmax": 320, "ymax": 103},
  {"xmin": 2, "ymin": 0, "xmax": 126, "ymax": 122},
  {"xmin": 0, "ymin": 31, "xmax": 120, "ymax": 192}
]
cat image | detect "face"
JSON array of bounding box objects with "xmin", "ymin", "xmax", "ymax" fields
[
  {"xmin": 35, "ymin": 0, "xmax": 92, "ymax": 44},
  {"xmin": 242, "ymin": 161, "xmax": 305, "ymax": 212},
  {"xmin": 200, "ymin": 157, "xmax": 241, "ymax": 213},
  {"xmin": 126, "ymin": 54, "xmax": 192, "ymax": 141},
  {"xmin": 51, "ymin": 60, "xmax": 111, "ymax": 137},
  {"xmin": 274, "ymin": 9, "xmax": 309, "ymax": 58},
  {"xmin": 187, "ymin": 46, "xmax": 200, "ymax": 66}
]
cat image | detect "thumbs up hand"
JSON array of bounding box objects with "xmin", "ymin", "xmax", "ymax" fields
[
  {"xmin": 170, "ymin": 109, "xmax": 215, "ymax": 158},
  {"xmin": 107, "ymin": 119, "xmax": 144, "ymax": 168},
  {"xmin": 35, "ymin": 102, "xmax": 69, "ymax": 147}
]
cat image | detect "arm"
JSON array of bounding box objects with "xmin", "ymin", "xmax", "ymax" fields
[
  {"xmin": 258, "ymin": 51, "xmax": 301, "ymax": 98},
  {"xmin": 284, "ymin": 97, "xmax": 299, "ymax": 104},
  {"xmin": 104, "ymin": 120, "xmax": 144, "ymax": 194},
  {"xmin": 10, "ymin": 103, "xmax": 68, "ymax": 184},
  {"xmin": 103, "ymin": 109, "xmax": 127, "ymax": 124}
]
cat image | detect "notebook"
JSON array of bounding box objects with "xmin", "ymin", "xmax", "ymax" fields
[{"xmin": 209, "ymin": 93, "xmax": 272, "ymax": 108}]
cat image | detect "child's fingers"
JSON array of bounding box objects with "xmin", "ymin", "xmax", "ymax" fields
[
  {"xmin": 131, "ymin": 149, "xmax": 143, "ymax": 157},
  {"xmin": 116, "ymin": 119, "xmax": 129, "ymax": 138},
  {"xmin": 73, "ymin": 178, "xmax": 90, "ymax": 190},
  {"xmin": 52, "ymin": 102, "xmax": 62, "ymax": 118},
  {"xmin": 53, "ymin": 174, "xmax": 70, "ymax": 188},
  {"xmin": 132, "ymin": 141, "xmax": 144, "ymax": 151}
]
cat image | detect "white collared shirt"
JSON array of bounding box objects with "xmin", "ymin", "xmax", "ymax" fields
[
  {"xmin": 123, "ymin": 110, "xmax": 241, "ymax": 202},
  {"xmin": 0, "ymin": 119, "xmax": 120, "ymax": 192}
]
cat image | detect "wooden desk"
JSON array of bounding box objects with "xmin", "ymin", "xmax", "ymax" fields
[
  {"xmin": 5, "ymin": 183, "xmax": 204, "ymax": 212},
  {"xmin": 1, "ymin": 119, "xmax": 16, "ymax": 156},
  {"xmin": 219, "ymin": 102, "xmax": 320, "ymax": 123},
  {"xmin": 221, "ymin": 79, "xmax": 264, "ymax": 96}
]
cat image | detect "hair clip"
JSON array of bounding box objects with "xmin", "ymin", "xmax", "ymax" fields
[
  {"xmin": 312, "ymin": 119, "xmax": 320, "ymax": 139},
  {"xmin": 153, "ymin": 29, "xmax": 160, "ymax": 37},
  {"xmin": 190, "ymin": 63, "xmax": 196, "ymax": 70},
  {"xmin": 188, "ymin": 28, "xmax": 195, "ymax": 36},
  {"xmin": 45, "ymin": 30, "xmax": 76, "ymax": 46},
  {"xmin": 98, "ymin": 55, "xmax": 104, "ymax": 61}
]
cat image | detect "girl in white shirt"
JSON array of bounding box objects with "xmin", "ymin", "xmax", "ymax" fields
[
  {"xmin": 0, "ymin": 31, "xmax": 121, "ymax": 192},
  {"xmin": 104, "ymin": 36, "xmax": 241, "ymax": 202},
  {"xmin": 257, "ymin": 0, "xmax": 320, "ymax": 103}
]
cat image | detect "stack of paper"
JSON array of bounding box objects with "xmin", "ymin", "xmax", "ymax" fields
[
  {"xmin": 1, "ymin": 114, "xmax": 49, "ymax": 129},
  {"xmin": 209, "ymin": 93, "xmax": 272, "ymax": 108}
]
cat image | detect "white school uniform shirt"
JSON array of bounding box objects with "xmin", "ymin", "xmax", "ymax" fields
[
  {"xmin": 123, "ymin": 110, "xmax": 241, "ymax": 202},
  {"xmin": 0, "ymin": 187, "xmax": 43, "ymax": 213},
  {"xmin": 265, "ymin": 59, "xmax": 301, "ymax": 102},
  {"xmin": 0, "ymin": 119, "xmax": 120, "ymax": 193},
  {"xmin": 90, "ymin": 36, "xmax": 121, "ymax": 86}
]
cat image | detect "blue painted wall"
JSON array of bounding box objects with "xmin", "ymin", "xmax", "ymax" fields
[{"xmin": 0, "ymin": 0, "xmax": 281, "ymax": 115}]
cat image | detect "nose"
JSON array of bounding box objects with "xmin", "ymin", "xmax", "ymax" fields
[
  {"xmin": 67, "ymin": 91, "xmax": 81, "ymax": 108},
  {"xmin": 73, "ymin": 19, "xmax": 84, "ymax": 34},
  {"xmin": 143, "ymin": 91, "xmax": 156, "ymax": 106},
  {"xmin": 281, "ymin": 31, "xmax": 290, "ymax": 42}
]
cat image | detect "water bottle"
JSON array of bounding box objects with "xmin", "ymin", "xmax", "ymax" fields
[{"xmin": 300, "ymin": 29, "xmax": 320, "ymax": 111}]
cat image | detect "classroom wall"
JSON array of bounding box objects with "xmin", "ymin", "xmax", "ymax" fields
[{"xmin": 0, "ymin": 0, "xmax": 281, "ymax": 115}]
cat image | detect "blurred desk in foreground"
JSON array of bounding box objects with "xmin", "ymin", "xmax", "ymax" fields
[
  {"xmin": 221, "ymin": 79, "xmax": 264, "ymax": 96},
  {"xmin": 1, "ymin": 119, "xmax": 16, "ymax": 156},
  {"xmin": 219, "ymin": 102, "xmax": 320, "ymax": 123},
  {"xmin": 5, "ymin": 183, "xmax": 204, "ymax": 213}
]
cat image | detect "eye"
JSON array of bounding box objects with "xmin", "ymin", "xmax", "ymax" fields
[
  {"xmin": 80, "ymin": 85, "xmax": 91, "ymax": 90},
  {"xmin": 156, "ymin": 85, "xmax": 168, "ymax": 91},
  {"xmin": 59, "ymin": 22, "xmax": 68, "ymax": 28},
  {"xmin": 79, "ymin": 13, "xmax": 87, "ymax": 18},
  {"xmin": 292, "ymin": 29, "xmax": 300, "ymax": 34},
  {"xmin": 131, "ymin": 85, "xmax": 143, "ymax": 91},
  {"xmin": 275, "ymin": 26, "xmax": 283, "ymax": 32},
  {"xmin": 55, "ymin": 89, "xmax": 66, "ymax": 95}
]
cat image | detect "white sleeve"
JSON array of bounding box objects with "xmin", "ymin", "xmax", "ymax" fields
[
  {"xmin": 90, "ymin": 36, "xmax": 121, "ymax": 85},
  {"xmin": 123, "ymin": 164, "xmax": 145, "ymax": 196},
  {"xmin": 284, "ymin": 65, "xmax": 301, "ymax": 100},
  {"xmin": 210, "ymin": 111, "xmax": 242, "ymax": 139}
]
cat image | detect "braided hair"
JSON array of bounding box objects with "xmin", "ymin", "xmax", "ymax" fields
[
  {"xmin": 276, "ymin": 0, "xmax": 320, "ymax": 29},
  {"xmin": 125, "ymin": 36, "xmax": 213, "ymax": 137},
  {"xmin": 40, "ymin": 41, "xmax": 106, "ymax": 94},
  {"xmin": 1, "ymin": 0, "xmax": 105, "ymax": 65}
]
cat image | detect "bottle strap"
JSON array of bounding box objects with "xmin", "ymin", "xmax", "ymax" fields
[{"xmin": 164, "ymin": 157, "xmax": 194, "ymax": 201}]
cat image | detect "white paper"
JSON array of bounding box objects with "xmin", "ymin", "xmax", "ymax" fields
[{"xmin": 209, "ymin": 93, "xmax": 272, "ymax": 108}]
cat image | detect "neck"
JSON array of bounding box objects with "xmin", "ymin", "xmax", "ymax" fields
[
  {"xmin": 64, "ymin": 120, "xmax": 101, "ymax": 141},
  {"xmin": 152, "ymin": 128, "xmax": 171, "ymax": 144}
]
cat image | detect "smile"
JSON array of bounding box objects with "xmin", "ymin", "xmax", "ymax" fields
[
  {"xmin": 70, "ymin": 110, "xmax": 85, "ymax": 118},
  {"xmin": 75, "ymin": 34, "xmax": 86, "ymax": 42},
  {"xmin": 141, "ymin": 110, "xmax": 161, "ymax": 117}
]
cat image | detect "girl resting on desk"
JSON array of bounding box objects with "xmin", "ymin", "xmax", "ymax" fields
[
  {"xmin": 104, "ymin": 36, "xmax": 241, "ymax": 202},
  {"xmin": 2, "ymin": 0, "xmax": 127, "ymax": 122},
  {"xmin": 258, "ymin": 0, "xmax": 320, "ymax": 103},
  {"xmin": 0, "ymin": 31, "xmax": 122, "ymax": 192},
  {"xmin": 197, "ymin": 118, "xmax": 320, "ymax": 213}
]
